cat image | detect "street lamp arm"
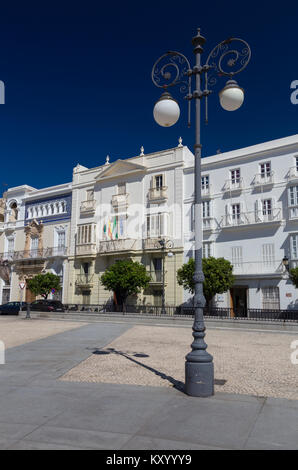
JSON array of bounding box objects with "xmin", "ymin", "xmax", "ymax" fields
[{"xmin": 205, "ymin": 37, "xmax": 251, "ymax": 88}]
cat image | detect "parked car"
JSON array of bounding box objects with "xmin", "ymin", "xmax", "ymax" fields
[
  {"xmin": 0, "ymin": 302, "xmax": 27, "ymax": 315},
  {"xmin": 29, "ymin": 300, "xmax": 65, "ymax": 312}
]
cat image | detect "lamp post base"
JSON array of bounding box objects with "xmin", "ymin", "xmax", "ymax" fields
[{"xmin": 185, "ymin": 361, "xmax": 214, "ymax": 397}]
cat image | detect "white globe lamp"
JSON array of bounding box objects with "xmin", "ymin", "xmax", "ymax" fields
[
  {"xmin": 219, "ymin": 80, "xmax": 244, "ymax": 111},
  {"xmin": 153, "ymin": 91, "xmax": 180, "ymax": 127}
]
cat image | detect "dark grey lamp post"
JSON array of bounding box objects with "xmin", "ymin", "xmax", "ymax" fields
[
  {"xmin": 151, "ymin": 29, "xmax": 251, "ymax": 397},
  {"xmin": 282, "ymin": 255, "xmax": 290, "ymax": 272}
]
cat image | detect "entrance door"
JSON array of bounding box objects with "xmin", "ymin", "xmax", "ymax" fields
[
  {"xmin": 25, "ymin": 287, "xmax": 36, "ymax": 303},
  {"xmin": 230, "ymin": 287, "xmax": 247, "ymax": 317}
]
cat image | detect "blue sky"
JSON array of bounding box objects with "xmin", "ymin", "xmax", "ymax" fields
[{"xmin": 0, "ymin": 0, "xmax": 298, "ymax": 193}]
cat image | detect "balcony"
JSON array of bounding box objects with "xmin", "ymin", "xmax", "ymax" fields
[
  {"xmin": 222, "ymin": 178, "xmax": 243, "ymax": 193},
  {"xmin": 80, "ymin": 199, "xmax": 96, "ymax": 215},
  {"xmin": 221, "ymin": 208, "xmax": 282, "ymax": 229},
  {"xmin": 202, "ymin": 217, "xmax": 215, "ymax": 232},
  {"xmin": 0, "ymin": 247, "xmax": 68, "ymax": 263},
  {"xmin": 148, "ymin": 186, "xmax": 168, "ymax": 203},
  {"xmin": 98, "ymin": 238, "xmax": 137, "ymax": 254},
  {"xmin": 75, "ymin": 274, "xmax": 94, "ymax": 288},
  {"xmin": 4, "ymin": 221, "xmax": 16, "ymax": 231},
  {"xmin": 143, "ymin": 237, "xmax": 171, "ymax": 251},
  {"xmin": 201, "ymin": 185, "xmax": 212, "ymax": 198},
  {"xmin": 287, "ymin": 166, "xmax": 298, "ymax": 183},
  {"xmin": 47, "ymin": 246, "xmax": 68, "ymax": 258},
  {"xmin": 111, "ymin": 193, "xmax": 129, "ymax": 210},
  {"xmin": 75, "ymin": 243, "xmax": 97, "ymax": 257},
  {"xmin": 252, "ymin": 172, "xmax": 274, "ymax": 187},
  {"xmin": 231, "ymin": 260, "xmax": 284, "ymax": 277}
]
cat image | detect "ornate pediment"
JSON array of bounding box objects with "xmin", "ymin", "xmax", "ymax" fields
[
  {"xmin": 95, "ymin": 159, "xmax": 147, "ymax": 182},
  {"xmin": 24, "ymin": 219, "xmax": 44, "ymax": 236}
]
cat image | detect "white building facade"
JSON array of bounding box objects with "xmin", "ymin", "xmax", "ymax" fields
[
  {"xmin": 0, "ymin": 134, "xmax": 298, "ymax": 312},
  {"xmin": 184, "ymin": 134, "xmax": 298, "ymax": 313},
  {"xmin": 0, "ymin": 183, "xmax": 72, "ymax": 304}
]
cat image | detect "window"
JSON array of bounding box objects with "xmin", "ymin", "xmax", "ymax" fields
[
  {"xmin": 30, "ymin": 237, "xmax": 39, "ymax": 254},
  {"xmin": 203, "ymin": 242, "xmax": 212, "ymax": 259},
  {"xmin": 231, "ymin": 204, "xmax": 241, "ymax": 221},
  {"xmin": 260, "ymin": 162, "xmax": 271, "ymax": 177},
  {"xmin": 77, "ymin": 224, "xmax": 96, "ymax": 245},
  {"xmin": 295, "ymin": 156, "xmax": 298, "ymax": 172},
  {"xmin": 146, "ymin": 213, "xmax": 167, "ymax": 238},
  {"xmin": 7, "ymin": 237, "xmax": 14, "ymax": 253},
  {"xmin": 86, "ymin": 189, "xmax": 94, "ymax": 200},
  {"xmin": 202, "ymin": 201, "xmax": 210, "ymax": 219},
  {"xmin": 262, "ymin": 199, "xmax": 272, "ymax": 215},
  {"xmin": 57, "ymin": 231, "xmax": 65, "ymax": 248},
  {"xmin": 230, "ymin": 169, "xmax": 241, "ymax": 184},
  {"xmin": 262, "ymin": 287, "xmax": 280, "ymax": 310},
  {"xmin": 153, "ymin": 258, "xmax": 163, "ymax": 281},
  {"xmin": 201, "ymin": 175, "xmax": 209, "ymax": 190},
  {"xmin": 231, "ymin": 246, "xmax": 243, "ymax": 267},
  {"xmin": 290, "ymin": 234, "xmax": 298, "ymax": 259},
  {"xmin": 289, "ymin": 186, "xmax": 298, "ymax": 206},
  {"xmin": 262, "ymin": 244, "xmax": 275, "ymax": 265},
  {"xmin": 155, "ymin": 175, "xmax": 163, "ymax": 189},
  {"xmin": 117, "ymin": 183, "xmax": 126, "ymax": 195}
]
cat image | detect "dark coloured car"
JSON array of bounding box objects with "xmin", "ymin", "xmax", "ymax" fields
[
  {"xmin": 0, "ymin": 302, "xmax": 27, "ymax": 315},
  {"xmin": 29, "ymin": 300, "xmax": 65, "ymax": 312}
]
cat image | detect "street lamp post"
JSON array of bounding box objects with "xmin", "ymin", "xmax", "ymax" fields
[{"xmin": 151, "ymin": 28, "xmax": 251, "ymax": 397}]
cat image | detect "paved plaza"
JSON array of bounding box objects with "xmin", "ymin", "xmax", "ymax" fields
[{"xmin": 0, "ymin": 317, "xmax": 298, "ymax": 449}]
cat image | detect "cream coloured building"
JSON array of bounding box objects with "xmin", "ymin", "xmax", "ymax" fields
[{"xmin": 67, "ymin": 145, "xmax": 193, "ymax": 306}]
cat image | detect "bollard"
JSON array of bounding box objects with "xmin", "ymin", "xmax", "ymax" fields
[{"xmin": 26, "ymin": 303, "xmax": 31, "ymax": 319}]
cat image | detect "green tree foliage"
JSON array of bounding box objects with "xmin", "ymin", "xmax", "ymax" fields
[
  {"xmin": 100, "ymin": 260, "xmax": 151, "ymax": 311},
  {"xmin": 26, "ymin": 273, "xmax": 61, "ymax": 300},
  {"xmin": 177, "ymin": 257, "xmax": 235, "ymax": 304},
  {"xmin": 290, "ymin": 267, "xmax": 298, "ymax": 288}
]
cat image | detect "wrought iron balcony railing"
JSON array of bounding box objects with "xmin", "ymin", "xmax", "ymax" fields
[
  {"xmin": 222, "ymin": 178, "xmax": 243, "ymax": 192},
  {"xmin": 202, "ymin": 217, "xmax": 215, "ymax": 231},
  {"xmin": 98, "ymin": 238, "xmax": 137, "ymax": 254},
  {"xmin": 148, "ymin": 270, "xmax": 163, "ymax": 283},
  {"xmin": 111, "ymin": 193, "xmax": 129, "ymax": 208},
  {"xmin": 148, "ymin": 186, "xmax": 168, "ymax": 201},
  {"xmin": 221, "ymin": 208, "xmax": 282, "ymax": 228},
  {"xmin": 75, "ymin": 274, "xmax": 94, "ymax": 286},
  {"xmin": 252, "ymin": 172, "xmax": 274, "ymax": 186},
  {"xmin": 0, "ymin": 247, "xmax": 68, "ymax": 262},
  {"xmin": 287, "ymin": 166, "xmax": 298, "ymax": 182},
  {"xmin": 230, "ymin": 260, "xmax": 284, "ymax": 275}
]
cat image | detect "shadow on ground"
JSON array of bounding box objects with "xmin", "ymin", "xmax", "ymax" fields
[{"xmin": 92, "ymin": 348, "xmax": 226, "ymax": 393}]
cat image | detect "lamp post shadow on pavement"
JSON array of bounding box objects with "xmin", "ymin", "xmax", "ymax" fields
[{"xmin": 151, "ymin": 28, "xmax": 251, "ymax": 397}]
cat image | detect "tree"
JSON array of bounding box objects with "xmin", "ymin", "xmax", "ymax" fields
[
  {"xmin": 26, "ymin": 273, "xmax": 61, "ymax": 300},
  {"xmin": 290, "ymin": 267, "xmax": 298, "ymax": 288},
  {"xmin": 100, "ymin": 260, "xmax": 151, "ymax": 311},
  {"xmin": 177, "ymin": 257, "xmax": 235, "ymax": 306}
]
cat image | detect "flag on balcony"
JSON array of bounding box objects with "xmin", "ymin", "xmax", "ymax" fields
[
  {"xmin": 108, "ymin": 219, "xmax": 112, "ymax": 239},
  {"xmin": 112, "ymin": 216, "xmax": 118, "ymax": 239}
]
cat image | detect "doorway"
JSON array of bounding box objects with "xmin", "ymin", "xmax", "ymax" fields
[
  {"xmin": 25, "ymin": 287, "xmax": 36, "ymax": 303},
  {"xmin": 230, "ymin": 287, "xmax": 248, "ymax": 317}
]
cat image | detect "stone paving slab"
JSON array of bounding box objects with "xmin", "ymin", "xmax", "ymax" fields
[{"xmin": 0, "ymin": 320, "xmax": 298, "ymax": 450}]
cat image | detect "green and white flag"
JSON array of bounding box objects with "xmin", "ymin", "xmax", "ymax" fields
[{"xmin": 112, "ymin": 216, "xmax": 118, "ymax": 239}]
